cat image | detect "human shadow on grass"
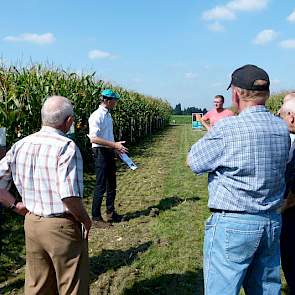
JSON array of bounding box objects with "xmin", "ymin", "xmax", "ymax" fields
[
  {"xmin": 89, "ymin": 241, "xmax": 152, "ymax": 282},
  {"xmin": 122, "ymin": 270, "xmax": 204, "ymax": 295},
  {"xmin": 122, "ymin": 196, "xmax": 200, "ymax": 222},
  {"xmin": 0, "ymin": 210, "xmax": 25, "ymax": 283}
]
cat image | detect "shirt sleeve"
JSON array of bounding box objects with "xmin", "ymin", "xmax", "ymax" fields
[
  {"xmin": 188, "ymin": 125, "xmax": 224, "ymax": 175},
  {"xmin": 88, "ymin": 112, "xmax": 104, "ymax": 138},
  {"xmin": 0, "ymin": 149, "xmax": 13, "ymax": 190},
  {"xmin": 202, "ymin": 111, "xmax": 210, "ymax": 122},
  {"xmin": 57, "ymin": 142, "xmax": 84, "ymax": 199}
]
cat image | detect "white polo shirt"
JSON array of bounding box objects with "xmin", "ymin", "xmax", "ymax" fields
[{"xmin": 88, "ymin": 105, "xmax": 114, "ymax": 148}]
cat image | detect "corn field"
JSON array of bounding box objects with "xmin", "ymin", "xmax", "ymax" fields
[{"xmin": 0, "ymin": 65, "xmax": 172, "ymax": 169}]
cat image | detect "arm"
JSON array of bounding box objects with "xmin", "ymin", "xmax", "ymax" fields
[
  {"xmin": 89, "ymin": 136, "xmax": 128, "ymax": 154},
  {"xmin": 0, "ymin": 188, "xmax": 28, "ymax": 216},
  {"xmin": 62, "ymin": 197, "xmax": 91, "ymax": 238},
  {"xmin": 187, "ymin": 126, "xmax": 224, "ymax": 175},
  {"xmin": 88, "ymin": 112, "xmax": 128, "ymax": 154},
  {"xmin": 195, "ymin": 114, "xmax": 210, "ymax": 130}
]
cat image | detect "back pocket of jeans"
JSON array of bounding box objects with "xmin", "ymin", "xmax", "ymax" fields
[{"xmin": 225, "ymin": 228, "xmax": 263, "ymax": 263}]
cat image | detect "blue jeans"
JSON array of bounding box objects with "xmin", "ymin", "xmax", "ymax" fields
[{"xmin": 203, "ymin": 211, "xmax": 281, "ymax": 295}]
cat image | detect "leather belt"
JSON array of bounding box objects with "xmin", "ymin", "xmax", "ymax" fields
[{"xmin": 210, "ymin": 208, "xmax": 245, "ymax": 214}]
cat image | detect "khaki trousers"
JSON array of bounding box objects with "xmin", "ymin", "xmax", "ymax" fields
[{"xmin": 24, "ymin": 213, "xmax": 89, "ymax": 295}]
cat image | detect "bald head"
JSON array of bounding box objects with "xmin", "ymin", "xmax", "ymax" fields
[
  {"xmin": 41, "ymin": 96, "xmax": 74, "ymax": 128},
  {"xmin": 284, "ymin": 92, "xmax": 295, "ymax": 103},
  {"xmin": 280, "ymin": 94, "xmax": 295, "ymax": 133}
]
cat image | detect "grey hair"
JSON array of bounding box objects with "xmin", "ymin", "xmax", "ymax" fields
[
  {"xmin": 281, "ymin": 96, "xmax": 295, "ymax": 114},
  {"xmin": 41, "ymin": 96, "xmax": 74, "ymax": 127}
]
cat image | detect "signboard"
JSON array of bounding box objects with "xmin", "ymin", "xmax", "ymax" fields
[{"xmin": 192, "ymin": 113, "xmax": 203, "ymax": 129}]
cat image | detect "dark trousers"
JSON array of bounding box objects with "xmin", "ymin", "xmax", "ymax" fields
[
  {"xmin": 92, "ymin": 147, "xmax": 117, "ymax": 219},
  {"xmin": 281, "ymin": 207, "xmax": 295, "ymax": 295}
]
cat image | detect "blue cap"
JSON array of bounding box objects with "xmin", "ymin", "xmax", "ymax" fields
[{"xmin": 101, "ymin": 89, "xmax": 120, "ymax": 100}]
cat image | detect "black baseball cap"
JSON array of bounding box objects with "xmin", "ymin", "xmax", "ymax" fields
[{"xmin": 227, "ymin": 64, "xmax": 270, "ymax": 91}]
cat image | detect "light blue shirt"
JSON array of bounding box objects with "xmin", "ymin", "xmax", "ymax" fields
[{"xmin": 188, "ymin": 106, "xmax": 290, "ymax": 213}]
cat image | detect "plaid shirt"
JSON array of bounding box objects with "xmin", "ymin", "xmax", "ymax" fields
[
  {"xmin": 188, "ymin": 106, "xmax": 290, "ymax": 213},
  {"xmin": 0, "ymin": 126, "xmax": 83, "ymax": 216}
]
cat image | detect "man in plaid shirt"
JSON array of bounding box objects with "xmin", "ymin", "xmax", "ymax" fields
[
  {"xmin": 0, "ymin": 96, "xmax": 91, "ymax": 294},
  {"xmin": 188, "ymin": 65, "xmax": 290, "ymax": 295}
]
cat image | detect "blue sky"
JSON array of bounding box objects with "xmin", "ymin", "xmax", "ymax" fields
[{"xmin": 0, "ymin": 0, "xmax": 295, "ymax": 109}]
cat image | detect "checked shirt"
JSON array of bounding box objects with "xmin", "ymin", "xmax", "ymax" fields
[
  {"xmin": 188, "ymin": 105, "xmax": 290, "ymax": 213},
  {"xmin": 0, "ymin": 126, "xmax": 83, "ymax": 217}
]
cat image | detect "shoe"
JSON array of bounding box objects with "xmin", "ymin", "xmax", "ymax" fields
[
  {"xmin": 92, "ymin": 217, "xmax": 112, "ymax": 229},
  {"xmin": 106, "ymin": 211, "xmax": 123, "ymax": 223}
]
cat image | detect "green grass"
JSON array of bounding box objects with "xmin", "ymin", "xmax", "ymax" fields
[
  {"xmin": 0, "ymin": 125, "xmax": 289, "ymax": 294},
  {"xmin": 170, "ymin": 115, "xmax": 192, "ymax": 125}
]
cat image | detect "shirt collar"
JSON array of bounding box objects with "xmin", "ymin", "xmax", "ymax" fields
[
  {"xmin": 99, "ymin": 104, "xmax": 109, "ymax": 113},
  {"xmin": 239, "ymin": 105, "xmax": 267, "ymax": 116},
  {"xmin": 41, "ymin": 126, "xmax": 66, "ymax": 136}
]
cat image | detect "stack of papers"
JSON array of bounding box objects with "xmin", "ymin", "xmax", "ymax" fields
[{"xmin": 119, "ymin": 153, "xmax": 137, "ymax": 170}]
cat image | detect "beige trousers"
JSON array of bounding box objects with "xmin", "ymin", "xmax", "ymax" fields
[{"xmin": 24, "ymin": 212, "xmax": 89, "ymax": 295}]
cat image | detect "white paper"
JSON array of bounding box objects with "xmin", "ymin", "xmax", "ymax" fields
[
  {"xmin": 0, "ymin": 128, "xmax": 6, "ymax": 146},
  {"xmin": 119, "ymin": 153, "xmax": 137, "ymax": 170}
]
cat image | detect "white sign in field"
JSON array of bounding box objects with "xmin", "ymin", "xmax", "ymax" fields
[{"xmin": 191, "ymin": 113, "xmax": 203, "ymax": 129}]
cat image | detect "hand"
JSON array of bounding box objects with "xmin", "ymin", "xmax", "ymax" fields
[
  {"xmin": 195, "ymin": 114, "xmax": 202, "ymax": 121},
  {"xmin": 114, "ymin": 141, "xmax": 128, "ymax": 154},
  {"xmin": 15, "ymin": 202, "xmax": 28, "ymax": 216}
]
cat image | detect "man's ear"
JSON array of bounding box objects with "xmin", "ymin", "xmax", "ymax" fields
[
  {"xmin": 232, "ymin": 87, "xmax": 239, "ymax": 108},
  {"xmin": 65, "ymin": 115, "xmax": 74, "ymax": 131}
]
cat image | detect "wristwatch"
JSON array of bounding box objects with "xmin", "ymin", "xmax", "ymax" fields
[{"xmin": 9, "ymin": 199, "xmax": 18, "ymax": 210}]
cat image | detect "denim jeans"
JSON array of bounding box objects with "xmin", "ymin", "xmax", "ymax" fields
[
  {"xmin": 203, "ymin": 211, "xmax": 281, "ymax": 295},
  {"xmin": 92, "ymin": 147, "xmax": 117, "ymax": 219}
]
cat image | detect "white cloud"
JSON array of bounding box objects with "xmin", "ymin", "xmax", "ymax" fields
[
  {"xmin": 279, "ymin": 39, "xmax": 295, "ymax": 49},
  {"xmin": 185, "ymin": 72, "xmax": 198, "ymax": 79},
  {"xmin": 227, "ymin": 0, "xmax": 268, "ymax": 12},
  {"xmin": 287, "ymin": 9, "xmax": 295, "ymax": 23},
  {"xmin": 202, "ymin": 6, "xmax": 235, "ymax": 21},
  {"xmin": 253, "ymin": 29, "xmax": 277, "ymax": 45},
  {"xmin": 3, "ymin": 33, "xmax": 55, "ymax": 44},
  {"xmin": 202, "ymin": 0, "xmax": 268, "ymax": 29},
  {"xmin": 88, "ymin": 49, "xmax": 117, "ymax": 60},
  {"xmin": 208, "ymin": 22, "xmax": 225, "ymax": 32}
]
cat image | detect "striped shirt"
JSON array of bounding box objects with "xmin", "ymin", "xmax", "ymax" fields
[
  {"xmin": 88, "ymin": 105, "xmax": 114, "ymax": 148},
  {"xmin": 0, "ymin": 126, "xmax": 83, "ymax": 216},
  {"xmin": 188, "ymin": 105, "xmax": 290, "ymax": 213}
]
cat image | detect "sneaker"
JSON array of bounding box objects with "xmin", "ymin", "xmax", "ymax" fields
[
  {"xmin": 106, "ymin": 211, "xmax": 123, "ymax": 223},
  {"xmin": 92, "ymin": 217, "xmax": 112, "ymax": 229}
]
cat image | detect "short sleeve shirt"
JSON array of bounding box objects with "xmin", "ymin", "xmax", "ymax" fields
[
  {"xmin": 202, "ymin": 109, "xmax": 234, "ymax": 126},
  {"xmin": 88, "ymin": 105, "xmax": 114, "ymax": 148},
  {"xmin": 0, "ymin": 127, "xmax": 83, "ymax": 216}
]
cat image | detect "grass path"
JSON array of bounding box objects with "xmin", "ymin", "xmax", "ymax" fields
[{"xmin": 85, "ymin": 125, "xmax": 208, "ymax": 294}]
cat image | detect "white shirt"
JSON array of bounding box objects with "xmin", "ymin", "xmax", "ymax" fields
[{"xmin": 88, "ymin": 105, "xmax": 114, "ymax": 147}]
